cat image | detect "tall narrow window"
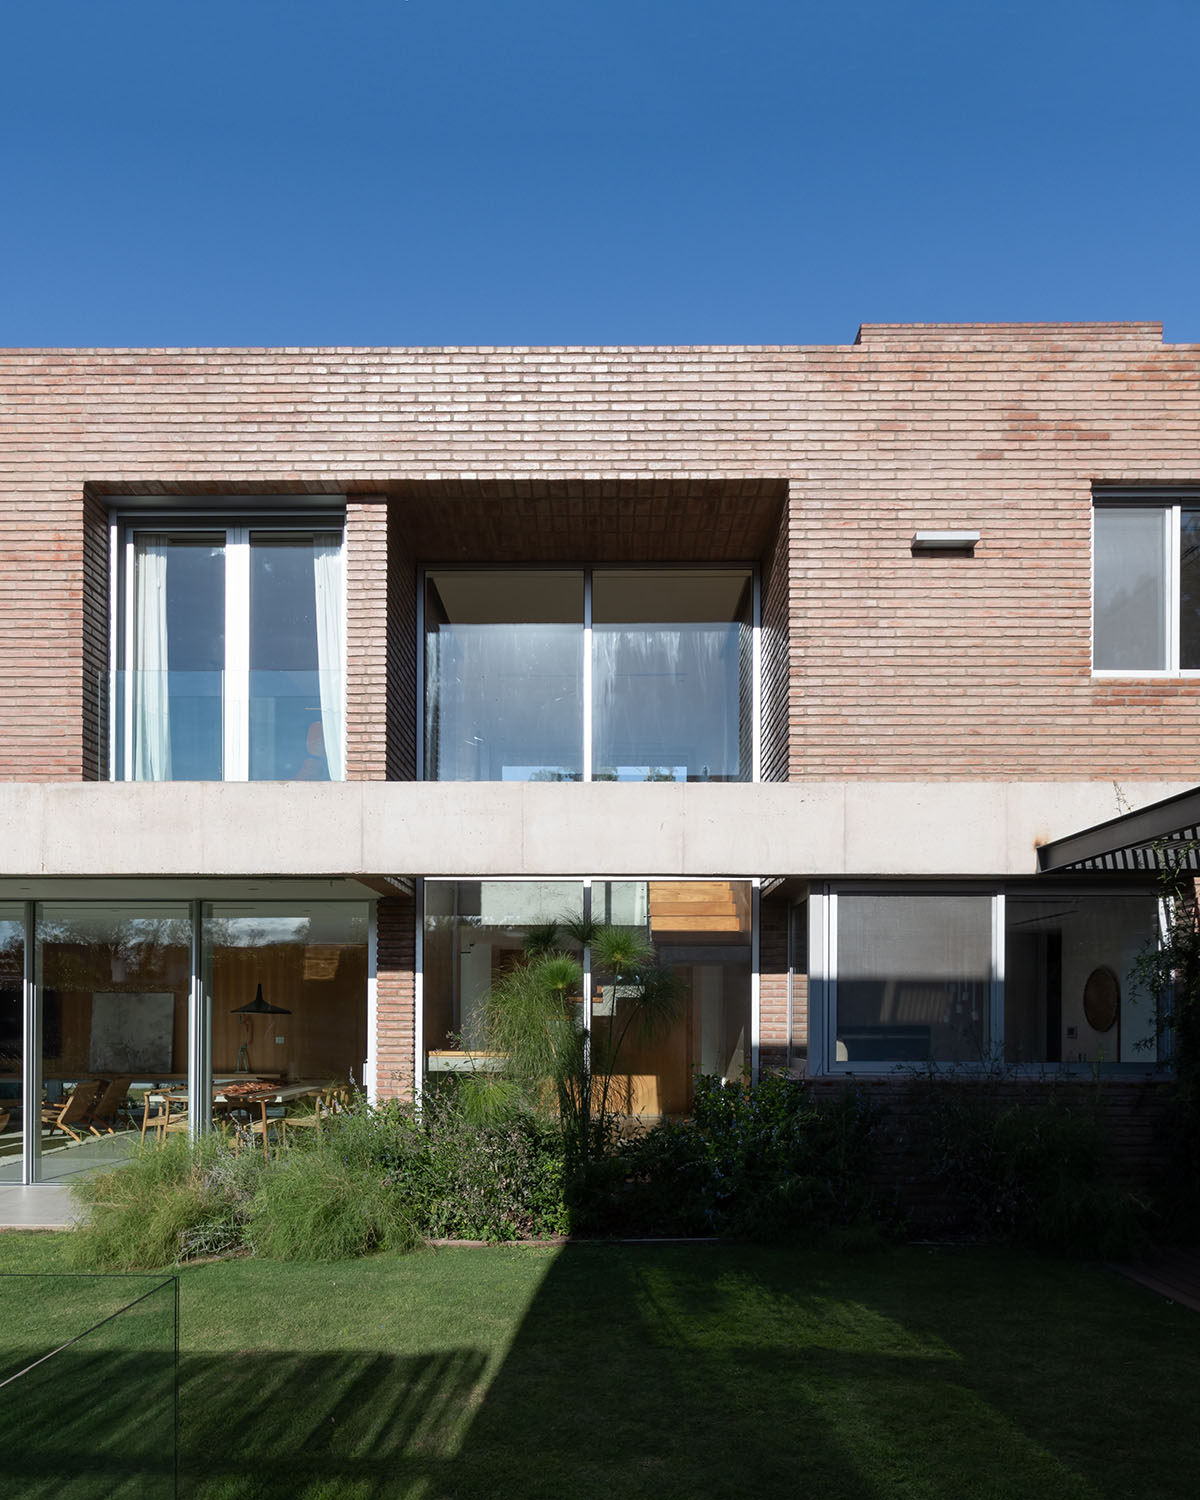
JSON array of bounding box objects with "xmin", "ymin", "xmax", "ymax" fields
[
  {"xmin": 115, "ymin": 521, "xmax": 345, "ymax": 780},
  {"xmin": 592, "ymin": 571, "xmax": 752, "ymax": 782}
]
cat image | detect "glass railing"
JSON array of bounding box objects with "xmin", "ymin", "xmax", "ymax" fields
[
  {"xmin": 106, "ymin": 670, "xmax": 345, "ymax": 781},
  {"xmin": 2, "ymin": 1273, "xmax": 178, "ymax": 1497}
]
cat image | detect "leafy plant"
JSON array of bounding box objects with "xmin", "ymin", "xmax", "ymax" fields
[{"xmin": 458, "ymin": 915, "xmax": 683, "ymax": 1171}]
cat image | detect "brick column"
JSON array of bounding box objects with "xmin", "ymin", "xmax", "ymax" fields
[
  {"xmin": 759, "ymin": 895, "xmax": 791, "ymax": 1073},
  {"xmin": 344, "ymin": 497, "xmax": 389, "ymax": 780},
  {"xmin": 376, "ymin": 891, "xmax": 417, "ymax": 1099}
]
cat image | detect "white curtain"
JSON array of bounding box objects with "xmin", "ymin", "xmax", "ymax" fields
[
  {"xmin": 313, "ymin": 533, "xmax": 345, "ymax": 780},
  {"xmin": 133, "ymin": 535, "xmax": 172, "ymax": 781}
]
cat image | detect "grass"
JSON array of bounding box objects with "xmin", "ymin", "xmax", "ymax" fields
[{"xmin": 2, "ymin": 1231, "xmax": 1198, "ymax": 1499}]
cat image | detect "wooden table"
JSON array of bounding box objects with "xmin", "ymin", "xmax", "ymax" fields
[{"xmin": 149, "ymin": 1080, "xmax": 323, "ymax": 1159}]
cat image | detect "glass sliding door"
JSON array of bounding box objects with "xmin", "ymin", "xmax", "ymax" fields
[
  {"xmin": 424, "ymin": 573, "xmax": 583, "ymax": 781},
  {"xmin": 422, "ymin": 879, "xmax": 752, "ymax": 1116},
  {"xmin": 204, "ymin": 903, "xmax": 368, "ymax": 1085},
  {"xmin": 129, "ymin": 534, "xmax": 226, "ymax": 781},
  {"xmin": 249, "ymin": 533, "xmax": 344, "ymax": 780},
  {"xmin": 36, "ymin": 903, "xmax": 192, "ymax": 1181},
  {"xmin": 0, "ymin": 906, "xmax": 25, "ymax": 1183},
  {"xmin": 591, "ymin": 571, "xmax": 753, "ymax": 782}
]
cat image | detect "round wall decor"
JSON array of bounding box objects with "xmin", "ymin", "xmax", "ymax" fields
[{"xmin": 1083, "ymin": 965, "xmax": 1120, "ymax": 1033}]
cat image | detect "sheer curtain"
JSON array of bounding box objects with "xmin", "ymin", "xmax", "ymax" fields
[
  {"xmin": 133, "ymin": 535, "xmax": 172, "ymax": 781},
  {"xmin": 312, "ymin": 533, "xmax": 345, "ymax": 780}
]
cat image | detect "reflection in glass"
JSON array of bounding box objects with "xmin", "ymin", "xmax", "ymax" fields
[
  {"xmin": 1004, "ymin": 893, "xmax": 1157, "ymax": 1064},
  {"xmin": 836, "ymin": 895, "xmax": 992, "ymax": 1064},
  {"xmin": 424, "ymin": 573, "xmax": 583, "ymax": 781},
  {"xmin": 133, "ymin": 535, "xmax": 225, "ymax": 780},
  {"xmin": 592, "ymin": 572, "xmax": 752, "ymax": 782},
  {"xmin": 204, "ymin": 903, "xmax": 367, "ymax": 1083},
  {"xmin": 1094, "ymin": 507, "xmax": 1167, "ymax": 670},
  {"xmin": 250, "ymin": 534, "xmax": 343, "ymax": 780},
  {"xmin": 0, "ymin": 907, "xmax": 24, "ymax": 1183},
  {"xmin": 422, "ymin": 879, "xmax": 752, "ymax": 1116},
  {"xmin": 36, "ymin": 904, "xmax": 191, "ymax": 1181},
  {"xmin": 423, "ymin": 883, "xmax": 581, "ymax": 1068}
]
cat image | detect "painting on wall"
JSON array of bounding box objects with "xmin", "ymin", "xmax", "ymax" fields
[{"xmin": 89, "ymin": 992, "xmax": 175, "ymax": 1074}]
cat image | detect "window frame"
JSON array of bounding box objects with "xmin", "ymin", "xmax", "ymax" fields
[
  {"xmin": 1092, "ymin": 493, "xmax": 1200, "ymax": 678},
  {"xmin": 417, "ymin": 563, "xmax": 761, "ymax": 784},
  {"xmin": 108, "ymin": 507, "xmax": 347, "ymax": 782},
  {"xmin": 808, "ymin": 880, "xmax": 1166, "ymax": 1076}
]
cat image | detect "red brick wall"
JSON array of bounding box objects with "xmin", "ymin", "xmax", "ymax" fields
[
  {"xmin": 4, "ymin": 324, "xmax": 1200, "ymax": 781},
  {"xmin": 758, "ymin": 895, "xmax": 789, "ymax": 1072},
  {"xmin": 345, "ymin": 498, "xmax": 389, "ymax": 780},
  {"xmin": 375, "ymin": 890, "xmax": 416, "ymax": 1098}
]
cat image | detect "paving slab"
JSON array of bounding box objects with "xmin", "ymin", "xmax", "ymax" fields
[{"xmin": 0, "ymin": 1185, "xmax": 76, "ymax": 1230}]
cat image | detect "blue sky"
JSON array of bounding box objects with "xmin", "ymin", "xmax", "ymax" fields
[{"xmin": 2, "ymin": 0, "xmax": 1197, "ymax": 347}]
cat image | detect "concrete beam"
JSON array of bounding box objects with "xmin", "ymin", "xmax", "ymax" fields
[{"xmin": 0, "ymin": 780, "xmax": 1188, "ymax": 881}]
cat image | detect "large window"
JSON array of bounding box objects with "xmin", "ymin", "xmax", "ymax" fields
[
  {"xmin": 423, "ymin": 569, "xmax": 754, "ymax": 782},
  {"xmin": 1094, "ymin": 500, "xmax": 1200, "ymax": 672},
  {"xmin": 112, "ymin": 520, "xmax": 346, "ymax": 780},
  {"xmin": 818, "ymin": 885, "xmax": 1161, "ymax": 1070},
  {"xmin": 423, "ymin": 879, "xmax": 751, "ymax": 1116}
]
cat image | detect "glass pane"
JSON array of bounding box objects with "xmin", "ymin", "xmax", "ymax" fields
[
  {"xmin": 1180, "ymin": 509, "xmax": 1200, "ymax": 668},
  {"xmin": 250, "ymin": 534, "xmax": 343, "ymax": 780},
  {"xmin": 596, "ymin": 880, "xmax": 751, "ymax": 1115},
  {"xmin": 1005, "ymin": 893, "xmax": 1158, "ymax": 1064},
  {"xmin": 423, "ymin": 882, "xmax": 582, "ymax": 1074},
  {"xmin": 592, "ymin": 571, "xmax": 752, "ymax": 782},
  {"xmin": 424, "ymin": 573, "xmax": 583, "ymax": 781},
  {"xmin": 836, "ymin": 895, "xmax": 992, "ymax": 1064},
  {"xmin": 1094, "ymin": 507, "xmax": 1167, "ymax": 670},
  {"xmin": 36, "ymin": 904, "xmax": 191, "ymax": 1182},
  {"xmin": 133, "ymin": 535, "xmax": 224, "ymax": 780},
  {"xmin": 204, "ymin": 903, "xmax": 367, "ymax": 1086},
  {"xmin": 0, "ymin": 906, "xmax": 25, "ymax": 1184}
]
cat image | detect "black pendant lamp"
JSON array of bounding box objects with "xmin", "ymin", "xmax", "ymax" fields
[{"xmin": 232, "ymin": 983, "xmax": 292, "ymax": 1016}]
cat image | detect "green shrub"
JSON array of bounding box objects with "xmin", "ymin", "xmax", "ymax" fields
[
  {"xmin": 68, "ymin": 1134, "xmax": 262, "ymax": 1270},
  {"xmin": 246, "ymin": 1152, "xmax": 419, "ymax": 1260},
  {"xmin": 908, "ymin": 1075, "xmax": 1146, "ymax": 1257},
  {"xmin": 574, "ymin": 1074, "xmax": 885, "ymax": 1243},
  {"xmin": 324, "ymin": 1090, "xmax": 569, "ymax": 1241}
]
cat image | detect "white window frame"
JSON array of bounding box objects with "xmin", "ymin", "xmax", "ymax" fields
[
  {"xmin": 110, "ymin": 511, "xmax": 347, "ymax": 781},
  {"xmin": 1093, "ymin": 495, "xmax": 1200, "ymax": 678}
]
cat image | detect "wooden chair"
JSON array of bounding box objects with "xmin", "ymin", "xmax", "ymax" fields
[
  {"xmin": 42, "ymin": 1079, "xmax": 107, "ymax": 1144},
  {"xmin": 281, "ymin": 1085, "xmax": 348, "ymax": 1143},
  {"xmin": 90, "ymin": 1075, "xmax": 135, "ymax": 1134},
  {"xmin": 140, "ymin": 1087, "xmax": 189, "ymax": 1141}
]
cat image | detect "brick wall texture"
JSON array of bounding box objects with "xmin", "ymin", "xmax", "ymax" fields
[
  {"xmin": 375, "ymin": 891, "xmax": 416, "ymax": 1098},
  {"xmin": 3, "ymin": 321, "xmax": 1199, "ymax": 782}
]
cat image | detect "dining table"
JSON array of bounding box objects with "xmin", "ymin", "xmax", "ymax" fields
[{"xmin": 148, "ymin": 1080, "xmax": 325, "ymax": 1158}]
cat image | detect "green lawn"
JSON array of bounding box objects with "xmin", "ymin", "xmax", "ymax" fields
[{"xmin": 2, "ymin": 1232, "xmax": 1197, "ymax": 1500}]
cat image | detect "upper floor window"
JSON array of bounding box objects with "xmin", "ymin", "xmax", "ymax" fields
[
  {"xmin": 112, "ymin": 518, "xmax": 345, "ymax": 780},
  {"xmin": 1094, "ymin": 498, "xmax": 1200, "ymax": 672},
  {"xmin": 422, "ymin": 568, "xmax": 755, "ymax": 781}
]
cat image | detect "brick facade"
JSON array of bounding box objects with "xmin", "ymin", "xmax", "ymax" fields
[
  {"xmin": 2, "ymin": 323, "xmax": 1198, "ymax": 1108},
  {"xmin": 4, "ymin": 324, "xmax": 1199, "ymax": 783}
]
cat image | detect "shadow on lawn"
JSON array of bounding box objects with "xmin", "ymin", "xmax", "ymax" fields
[{"xmin": 23, "ymin": 1248, "xmax": 1194, "ymax": 1499}]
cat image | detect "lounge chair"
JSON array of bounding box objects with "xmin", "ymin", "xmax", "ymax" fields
[{"xmin": 42, "ymin": 1079, "xmax": 107, "ymax": 1143}]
